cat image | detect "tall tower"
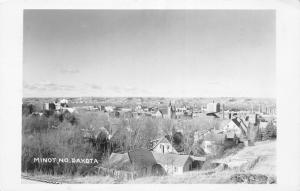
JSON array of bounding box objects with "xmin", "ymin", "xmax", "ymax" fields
[{"xmin": 167, "ymin": 101, "xmax": 172, "ymax": 119}]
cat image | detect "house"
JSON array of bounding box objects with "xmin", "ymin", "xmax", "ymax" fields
[
  {"xmin": 150, "ymin": 137, "xmax": 178, "ymax": 154},
  {"xmin": 222, "ymin": 117, "xmax": 248, "ymax": 139},
  {"xmin": 152, "ymin": 152, "xmax": 193, "ymax": 175},
  {"xmin": 152, "ymin": 110, "xmax": 163, "ymax": 118},
  {"xmin": 201, "ymin": 133, "xmax": 226, "ymax": 155},
  {"xmin": 128, "ymin": 149, "xmax": 157, "ymax": 177},
  {"xmin": 189, "ymin": 155, "xmax": 206, "ymax": 170},
  {"xmin": 114, "ymin": 148, "xmax": 202, "ymax": 177},
  {"xmin": 107, "ymin": 152, "xmax": 132, "ymax": 171},
  {"xmin": 128, "ymin": 149, "xmax": 194, "ymax": 176}
]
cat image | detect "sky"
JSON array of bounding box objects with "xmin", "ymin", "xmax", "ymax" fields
[{"xmin": 23, "ymin": 10, "xmax": 275, "ymax": 98}]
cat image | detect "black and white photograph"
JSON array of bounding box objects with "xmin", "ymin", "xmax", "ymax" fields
[
  {"xmin": 1, "ymin": 1, "xmax": 300, "ymax": 190},
  {"xmin": 21, "ymin": 9, "xmax": 277, "ymax": 184}
]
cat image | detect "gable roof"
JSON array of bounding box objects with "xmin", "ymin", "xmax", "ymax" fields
[
  {"xmin": 231, "ymin": 117, "xmax": 247, "ymax": 135},
  {"xmin": 108, "ymin": 152, "xmax": 131, "ymax": 170},
  {"xmin": 152, "ymin": 137, "xmax": 172, "ymax": 150},
  {"xmin": 128, "ymin": 148, "xmax": 157, "ymax": 167},
  {"xmin": 152, "ymin": 152, "xmax": 191, "ymax": 167}
]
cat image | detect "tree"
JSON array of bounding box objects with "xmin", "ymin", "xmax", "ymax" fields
[{"xmin": 22, "ymin": 104, "xmax": 36, "ymax": 116}]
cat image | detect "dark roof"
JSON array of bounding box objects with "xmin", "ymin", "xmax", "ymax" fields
[
  {"xmin": 232, "ymin": 118, "xmax": 247, "ymax": 135},
  {"xmin": 152, "ymin": 152, "xmax": 191, "ymax": 167},
  {"xmin": 108, "ymin": 152, "xmax": 132, "ymax": 170},
  {"xmin": 128, "ymin": 149, "xmax": 157, "ymax": 168},
  {"xmin": 206, "ymin": 112, "xmax": 220, "ymax": 118}
]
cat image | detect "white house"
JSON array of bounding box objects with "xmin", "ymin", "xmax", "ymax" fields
[
  {"xmin": 150, "ymin": 137, "xmax": 178, "ymax": 154},
  {"xmin": 222, "ymin": 118, "xmax": 248, "ymax": 139},
  {"xmin": 152, "ymin": 152, "xmax": 193, "ymax": 175}
]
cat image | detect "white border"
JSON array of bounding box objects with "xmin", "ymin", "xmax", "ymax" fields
[{"xmin": 1, "ymin": 0, "xmax": 300, "ymax": 190}]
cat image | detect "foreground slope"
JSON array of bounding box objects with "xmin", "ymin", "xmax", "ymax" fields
[{"xmin": 129, "ymin": 140, "xmax": 276, "ymax": 184}]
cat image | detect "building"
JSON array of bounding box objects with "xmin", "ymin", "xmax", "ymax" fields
[
  {"xmin": 128, "ymin": 149, "xmax": 157, "ymax": 177},
  {"xmin": 222, "ymin": 117, "xmax": 248, "ymax": 139},
  {"xmin": 107, "ymin": 152, "xmax": 132, "ymax": 171},
  {"xmin": 152, "ymin": 152, "xmax": 193, "ymax": 175},
  {"xmin": 150, "ymin": 137, "xmax": 178, "ymax": 154},
  {"xmin": 167, "ymin": 102, "xmax": 177, "ymax": 119},
  {"xmin": 207, "ymin": 102, "xmax": 221, "ymax": 113},
  {"xmin": 248, "ymin": 113, "xmax": 258, "ymax": 124},
  {"xmin": 115, "ymin": 148, "xmax": 203, "ymax": 177},
  {"xmin": 156, "ymin": 102, "xmax": 176, "ymax": 119}
]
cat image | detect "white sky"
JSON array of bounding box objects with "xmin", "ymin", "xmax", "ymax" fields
[{"xmin": 23, "ymin": 10, "xmax": 275, "ymax": 98}]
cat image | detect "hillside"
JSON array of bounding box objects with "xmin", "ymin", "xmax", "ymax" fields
[
  {"xmin": 128, "ymin": 140, "xmax": 276, "ymax": 184},
  {"xmin": 22, "ymin": 140, "xmax": 276, "ymax": 184}
]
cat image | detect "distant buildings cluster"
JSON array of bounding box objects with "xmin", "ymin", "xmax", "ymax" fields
[
  {"xmin": 43, "ymin": 98, "xmax": 76, "ymax": 113},
  {"xmin": 34, "ymin": 98, "xmax": 276, "ymax": 179}
]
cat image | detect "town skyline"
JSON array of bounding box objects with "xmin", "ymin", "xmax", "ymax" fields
[{"xmin": 23, "ymin": 10, "xmax": 276, "ymax": 98}]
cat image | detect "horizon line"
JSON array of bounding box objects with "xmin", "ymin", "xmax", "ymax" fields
[{"xmin": 22, "ymin": 96, "xmax": 276, "ymax": 99}]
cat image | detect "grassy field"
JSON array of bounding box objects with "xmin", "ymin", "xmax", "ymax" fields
[{"xmin": 22, "ymin": 140, "xmax": 276, "ymax": 184}]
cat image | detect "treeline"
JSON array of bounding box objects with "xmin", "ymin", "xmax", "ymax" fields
[
  {"xmin": 22, "ymin": 104, "xmax": 206, "ymax": 176},
  {"xmin": 22, "ymin": 111, "xmax": 99, "ymax": 175}
]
